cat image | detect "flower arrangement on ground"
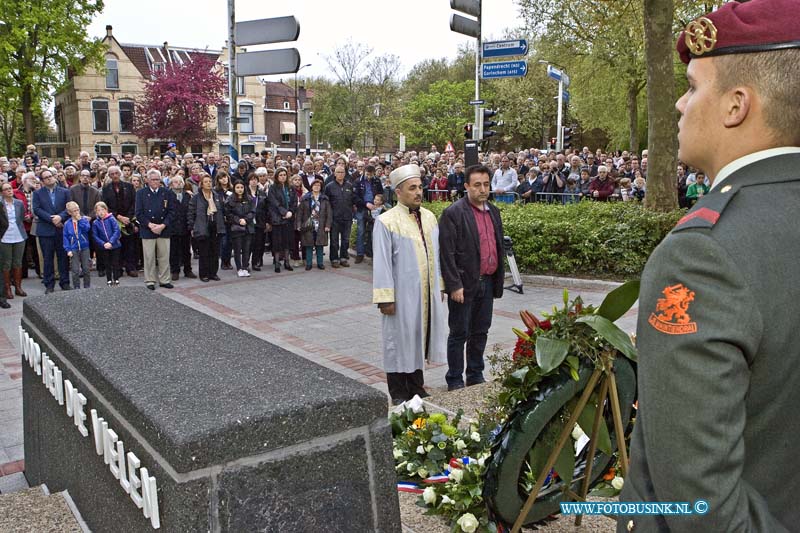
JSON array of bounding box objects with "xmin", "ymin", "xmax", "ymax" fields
[{"xmin": 390, "ymin": 281, "xmax": 640, "ymax": 532}]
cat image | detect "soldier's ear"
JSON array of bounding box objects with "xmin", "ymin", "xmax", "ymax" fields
[{"xmin": 722, "ymin": 86, "xmax": 753, "ymax": 129}]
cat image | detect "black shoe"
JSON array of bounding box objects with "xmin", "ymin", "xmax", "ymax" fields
[
  {"xmin": 210, "ymin": 275, "xmax": 221, "ymax": 281},
  {"xmin": 317, "ymin": 265, "xmax": 325, "ymax": 270},
  {"xmin": 45, "ymin": 287, "xmax": 55, "ymax": 294},
  {"xmin": 340, "ymin": 260, "xmax": 350, "ymax": 267},
  {"xmin": 184, "ymin": 271, "xmax": 197, "ymax": 279},
  {"xmin": 355, "ymin": 255, "xmax": 364, "ymax": 264},
  {"xmin": 274, "ymin": 263, "xmax": 281, "ymax": 273},
  {"xmin": 417, "ymin": 390, "xmax": 431, "ymax": 398},
  {"xmin": 447, "ymin": 384, "xmax": 465, "ymax": 392},
  {"xmin": 61, "ymin": 285, "xmax": 71, "ymax": 291},
  {"xmin": 284, "ymin": 261, "xmax": 293, "ymax": 272},
  {"xmin": 252, "ymin": 265, "xmax": 261, "ymax": 271},
  {"xmin": 0, "ymin": 300, "xmax": 10, "ymax": 309},
  {"xmin": 159, "ymin": 283, "xmax": 174, "ymax": 289},
  {"xmin": 171, "ymin": 272, "xmax": 180, "ymax": 281},
  {"xmin": 127, "ymin": 270, "xmax": 138, "ymax": 278},
  {"xmin": 466, "ymin": 378, "xmax": 486, "ymax": 387},
  {"xmin": 221, "ymin": 263, "xmax": 233, "ymax": 270},
  {"xmin": 200, "ymin": 277, "xmax": 210, "ymax": 282},
  {"xmin": 146, "ymin": 284, "xmax": 156, "ymax": 290},
  {"xmin": 305, "ymin": 265, "xmax": 312, "ymax": 271}
]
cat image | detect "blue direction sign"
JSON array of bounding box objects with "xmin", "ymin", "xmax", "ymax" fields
[
  {"xmin": 481, "ymin": 60, "xmax": 528, "ymax": 79},
  {"xmin": 562, "ymin": 91, "xmax": 570, "ymax": 104},
  {"xmin": 547, "ymin": 65, "xmax": 571, "ymax": 87},
  {"xmin": 482, "ymin": 39, "xmax": 528, "ymax": 59}
]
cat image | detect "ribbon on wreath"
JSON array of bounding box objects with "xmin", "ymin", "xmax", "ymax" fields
[{"xmin": 395, "ymin": 457, "xmax": 473, "ymax": 492}]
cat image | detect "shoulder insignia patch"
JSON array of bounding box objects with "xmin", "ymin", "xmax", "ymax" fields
[
  {"xmin": 648, "ymin": 283, "xmax": 698, "ymax": 335},
  {"xmin": 675, "ymin": 207, "xmax": 719, "ymax": 229}
]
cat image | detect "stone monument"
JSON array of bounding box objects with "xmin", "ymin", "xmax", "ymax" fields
[{"xmin": 20, "ymin": 288, "xmax": 401, "ymax": 532}]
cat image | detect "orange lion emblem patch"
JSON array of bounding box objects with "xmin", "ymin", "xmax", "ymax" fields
[{"xmin": 648, "ymin": 283, "xmax": 698, "ymax": 335}]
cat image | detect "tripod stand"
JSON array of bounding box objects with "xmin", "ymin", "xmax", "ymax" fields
[{"xmin": 510, "ymin": 359, "xmax": 630, "ymax": 532}]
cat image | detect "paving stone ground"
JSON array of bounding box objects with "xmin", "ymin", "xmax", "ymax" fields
[{"xmin": 0, "ymin": 254, "xmax": 636, "ymax": 531}]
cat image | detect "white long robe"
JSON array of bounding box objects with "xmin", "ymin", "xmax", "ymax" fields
[{"xmin": 372, "ymin": 203, "xmax": 447, "ymax": 373}]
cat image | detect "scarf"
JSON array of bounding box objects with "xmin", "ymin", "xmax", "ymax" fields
[{"xmin": 204, "ymin": 191, "xmax": 217, "ymax": 217}]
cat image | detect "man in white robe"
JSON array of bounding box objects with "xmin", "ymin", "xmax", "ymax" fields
[{"xmin": 372, "ymin": 164, "xmax": 447, "ymax": 404}]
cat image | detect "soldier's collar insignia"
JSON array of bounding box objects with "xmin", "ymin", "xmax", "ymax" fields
[
  {"xmin": 648, "ymin": 283, "xmax": 698, "ymax": 335},
  {"xmin": 685, "ymin": 16, "xmax": 718, "ymax": 57}
]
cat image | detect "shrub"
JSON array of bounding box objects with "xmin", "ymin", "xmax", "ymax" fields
[
  {"xmin": 427, "ymin": 200, "xmax": 683, "ymax": 279},
  {"xmin": 357, "ymin": 200, "xmax": 683, "ymax": 279}
]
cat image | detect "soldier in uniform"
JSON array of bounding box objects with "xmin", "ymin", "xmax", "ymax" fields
[{"xmin": 619, "ymin": 0, "xmax": 800, "ymax": 531}]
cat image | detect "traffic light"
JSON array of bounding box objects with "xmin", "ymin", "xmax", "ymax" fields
[
  {"xmin": 479, "ymin": 108, "xmax": 498, "ymax": 140},
  {"xmin": 550, "ymin": 138, "xmax": 557, "ymax": 150},
  {"xmin": 562, "ymin": 127, "xmax": 573, "ymax": 150},
  {"xmin": 464, "ymin": 123, "xmax": 473, "ymax": 140}
]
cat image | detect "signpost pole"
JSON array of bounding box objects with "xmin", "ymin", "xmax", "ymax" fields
[
  {"xmin": 556, "ymin": 76, "xmax": 563, "ymax": 152},
  {"xmin": 473, "ymin": 0, "xmax": 481, "ymax": 141},
  {"xmin": 227, "ymin": 0, "xmax": 239, "ymax": 164}
]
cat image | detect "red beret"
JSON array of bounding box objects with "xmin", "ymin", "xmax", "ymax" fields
[{"xmin": 677, "ymin": 0, "xmax": 800, "ymax": 64}]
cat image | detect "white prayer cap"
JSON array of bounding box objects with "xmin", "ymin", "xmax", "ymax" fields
[{"xmin": 389, "ymin": 164, "xmax": 421, "ymax": 189}]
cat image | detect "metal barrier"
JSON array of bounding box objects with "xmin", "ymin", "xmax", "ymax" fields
[
  {"xmin": 532, "ymin": 192, "xmax": 626, "ymax": 203},
  {"xmin": 425, "ymin": 189, "xmax": 461, "ymax": 202}
]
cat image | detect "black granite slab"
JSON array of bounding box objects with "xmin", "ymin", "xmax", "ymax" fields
[{"xmin": 22, "ymin": 288, "xmax": 387, "ymax": 472}]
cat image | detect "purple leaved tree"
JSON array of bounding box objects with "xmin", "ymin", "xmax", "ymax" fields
[{"xmin": 133, "ymin": 53, "xmax": 226, "ymax": 152}]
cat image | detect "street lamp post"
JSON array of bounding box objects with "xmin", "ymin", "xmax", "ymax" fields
[{"xmin": 294, "ymin": 63, "xmax": 311, "ymax": 155}]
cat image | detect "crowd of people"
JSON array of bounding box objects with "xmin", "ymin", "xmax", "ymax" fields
[{"xmin": 0, "ymin": 142, "xmax": 697, "ymax": 308}]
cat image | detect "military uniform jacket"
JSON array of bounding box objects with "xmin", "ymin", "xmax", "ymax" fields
[
  {"xmin": 135, "ymin": 186, "xmax": 175, "ymax": 239},
  {"xmin": 619, "ymin": 152, "xmax": 800, "ymax": 533}
]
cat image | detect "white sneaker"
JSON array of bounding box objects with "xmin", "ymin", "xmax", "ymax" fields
[
  {"xmin": 243, "ymin": 270, "xmax": 251, "ymax": 277},
  {"xmin": 237, "ymin": 269, "xmax": 245, "ymax": 277}
]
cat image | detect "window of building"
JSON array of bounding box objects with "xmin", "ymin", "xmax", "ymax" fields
[
  {"xmin": 119, "ymin": 100, "xmax": 135, "ymax": 133},
  {"xmin": 92, "ymin": 100, "xmax": 110, "ymax": 133},
  {"xmin": 237, "ymin": 76, "xmax": 246, "ymax": 96},
  {"xmin": 121, "ymin": 144, "xmax": 138, "ymax": 155},
  {"xmin": 241, "ymin": 144, "xmax": 255, "ymax": 155},
  {"xmin": 281, "ymin": 134, "xmax": 291, "ymax": 144},
  {"xmin": 191, "ymin": 145, "xmax": 203, "ymax": 155},
  {"xmin": 283, "ymin": 101, "xmax": 290, "ymax": 110},
  {"xmin": 56, "ymin": 147, "xmax": 65, "ymax": 159},
  {"xmin": 239, "ymin": 104, "xmax": 254, "ymax": 134},
  {"xmin": 95, "ymin": 143, "xmax": 112, "ymax": 157},
  {"xmin": 217, "ymin": 105, "xmax": 229, "ymax": 133},
  {"xmin": 106, "ymin": 58, "xmax": 119, "ymax": 89}
]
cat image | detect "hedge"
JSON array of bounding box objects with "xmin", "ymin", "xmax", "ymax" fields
[
  {"xmin": 422, "ymin": 200, "xmax": 684, "ymax": 279},
  {"xmin": 355, "ymin": 201, "xmax": 683, "ymax": 279}
]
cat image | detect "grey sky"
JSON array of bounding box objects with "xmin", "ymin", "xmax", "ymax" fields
[{"xmin": 88, "ymin": 0, "xmax": 522, "ymax": 82}]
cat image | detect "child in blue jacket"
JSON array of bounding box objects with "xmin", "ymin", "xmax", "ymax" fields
[
  {"xmin": 63, "ymin": 201, "xmax": 92, "ymax": 289},
  {"xmin": 91, "ymin": 201, "xmax": 121, "ymax": 286}
]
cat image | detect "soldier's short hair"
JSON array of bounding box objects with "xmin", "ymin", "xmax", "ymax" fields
[{"xmin": 714, "ymin": 49, "xmax": 800, "ymax": 145}]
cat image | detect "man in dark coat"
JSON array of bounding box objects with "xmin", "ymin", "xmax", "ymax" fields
[
  {"xmin": 135, "ymin": 169, "xmax": 175, "ymax": 289},
  {"xmin": 619, "ymin": 1, "xmax": 800, "ymax": 531},
  {"xmin": 352, "ymin": 164, "xmax": 383, "ymax": 262},
  {"xmin": 32, "ymin": 169, "xmax": 71, "ymax": 293},
  {"xmin": 102, "ymin": 166, "xmax": 138, "ymax": 278},
  {"xmin": 167, "ymin": 176, "xmax": 196, "ymax": 281},
  {"xmin": 438, "ymin": 164, "xmax": 504, "ymax": 391},
  {"xmin": 324, "ymin": 165, "xmax": 357, "ymax": 268}
]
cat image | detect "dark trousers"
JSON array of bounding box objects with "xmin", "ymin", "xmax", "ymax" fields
[
  {"xmin": 445, "ymin": 277, "xmax": 494, "ymax": 388},
  {"xmin": 25, "ymin": 235, "xmax": 39, "ymax": 276},
  {"xmin": 101, "ymin": 248, "xmax": 120, "ymax": 282},
  {"xmin": 39, "ymin": 235, "xmax": 70, "ymax": 289},
  {"xmin": 169, "ymin": 233, "xmax": 192, "ymax": 274},
  {"xmin": 197, "ymin": 231, "xmax": 220, "ymax": 279},
  {"xmin": 119, "ymin": 233, "xmax": 137, "ymax": 274},
  {"xmin": 364, "ymin": 219, "xmax": 374, "ymax": 258},
  {"xmin": 305, "ymin": 245, "xmax": 324, "ymax": 267},
  {"xmin": 290, "ymin": 230, "xmax": 302, "ymax": 261},
  {"xmin": 219, "ymin": 229, "xmax": 231, "ymax": 265},
  {"xmin": 251, "ymin": 226, "xmax": 266, "ymax": 266},
  {"xmin": 231, "ymin": 233, "xmax": 251, "ymax": 270},
  {"xmin": 386, "ymin": 370, "xmax": 426, "ymax": 402},
  {"xmin": 329, "ymin": 219, "xmax": 352, "ymax": 263}
]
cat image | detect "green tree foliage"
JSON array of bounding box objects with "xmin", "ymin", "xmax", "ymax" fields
[
  {"xmin": 0, "ymin": 0, "xmax": 106, "ymax": 145},
  {"xmin": 401, "ymin": 80, "xmax": 475, "ymax": 150}
]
